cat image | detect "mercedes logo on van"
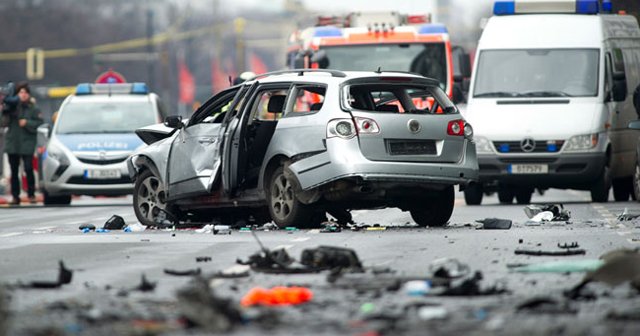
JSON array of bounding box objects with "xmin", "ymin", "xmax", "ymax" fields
[
  {"xmin": 520, "ymin": 138, "xmax": 536, "ymax": 153},
  {"xmin": 408, "ymin": 119, "xmax": 421, "ymax": 134},
  {"xmin": 99, "ymin": 151, "xmax": 107, "ymax": 161}
]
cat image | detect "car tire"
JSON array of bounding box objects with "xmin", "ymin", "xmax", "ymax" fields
[
  {"xmin": 133, "ymin": 169, "xmax": 171, "ymax": 227},
  {"xmin": 43, "ymin": 191, "xmax": 71, "ymax": 206},
  {"xmin": 590, "ymin": 166, "xmax": 611, "ymax": 202},
  {"xmin": 463, "ymin": 183, "xmax": 483, "ymax": 205},
  {"xmin": 410, "ymin": 186, "xmax": 454, "ymax": 227},
  {"xmin": 267, "ymin": 166, "xmax": 320, "ymax": 229},
  {"xmin": 612, "ymin": 177, "xmax": 632, "ymax": 202},
  {"xmin": 498, "ymin": 187, "xmax": 514, "ymax": 204},
  {"xmin": 515, "ymin": 187, "xmax": 534, "ymax": 205}
]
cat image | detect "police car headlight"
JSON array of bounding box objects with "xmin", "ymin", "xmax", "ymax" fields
[
  {"xmin": 473, "ymin": 136, "xmax": 494, "ymax": 154},
  {"xmin": 45, "ymin": 145, "xmax": 70, "ymax": 165},
  {"xmin": 564, "ymin": 134, "xmax": 598, "ymax": 152}
]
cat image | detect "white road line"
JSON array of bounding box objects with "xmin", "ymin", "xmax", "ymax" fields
[
  {"xmin": 273, "ymin": 244, "xmax": 294, "ymax": 250},
  {"xmin": 291, "ymin": 237, "xmax": 310, "ymax": 242},
  {"xmin": 0, "ymin": 232, "xmax": 24, "ymax": 238},
  {"xmin": 34, "ymin": 226, "xmax": 56, "ymax": 230}
]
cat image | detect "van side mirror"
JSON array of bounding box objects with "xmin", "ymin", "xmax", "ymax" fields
[
  {"xmin": 452, "ymin": 46, "xmax": 471, "ymax": 82},
  {"xmin": 164, "ymin": 115, "xmax": 184, "ymax": 129},
  {"xmin": 612, "ymin": 79, "xmax": 627, "ymax": 102}
]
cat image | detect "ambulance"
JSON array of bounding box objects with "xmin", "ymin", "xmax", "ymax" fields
[
  {"xmin": 462, "ymin": 0, "xmax": 640, "ymax": 205},
  {"xmin": 287, "ymin": 12, "xmax": 470, "ymax": 102}
]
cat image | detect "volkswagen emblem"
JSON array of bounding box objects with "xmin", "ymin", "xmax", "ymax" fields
[
  {"xmin": 408, "ymin": 119, "xmax": 421, "ymax": 134},
  {"xmin": 520, "ymin": 137, "xmax": 536, "ymax": 153}
]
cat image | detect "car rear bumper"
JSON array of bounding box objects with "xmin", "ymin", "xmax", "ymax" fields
[
  {"xmin": 476, "ymin": 152, "xmax": 606, "ymax": 189},
  {"xmin": 288, "ymin": 138, "xmax": 478, "ymax": 190}
]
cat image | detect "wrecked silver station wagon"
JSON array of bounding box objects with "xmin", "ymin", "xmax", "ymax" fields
[{"xmin": 128, "ymin": 70, "xmax": 478, "ymax": 228}]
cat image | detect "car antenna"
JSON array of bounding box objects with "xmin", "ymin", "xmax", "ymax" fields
[
  {"xmin": 228, "ymin": 75, "xmax": 233, "ymax": 87},
  {"xmin": 375, "ymin": 66, "xmax": 382, "ymax": 74}
]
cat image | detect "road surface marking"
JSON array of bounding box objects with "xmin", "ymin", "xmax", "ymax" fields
[
  {"xmin": 274, "ymin": 244, "xmax": 294, "ymax": 250},
  {"xmin": 34, "ymin": 226, "xmax": 56, "ymax": 231},
  {"xmin": 0, "ymin": 232, "xmax": 23, "ymax": 238},
  {"xmin": 291, "ymin": 237, "xmax": 310, "ymax": 242}
]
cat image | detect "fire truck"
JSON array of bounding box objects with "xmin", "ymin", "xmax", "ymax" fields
[{"xmin": 287, "ymin": 12, "xmax": 470, "ymax": 103}]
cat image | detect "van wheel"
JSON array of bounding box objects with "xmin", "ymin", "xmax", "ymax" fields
[
  {"xmin": 267, "ymin": 166, "xmax": 320, "ymax": 229},
  {"xmin": 612, "ymin": 177, "xmax": 632, "ymax": 201},
  {"xmin": 134, "ymin": 170, "xmax": 172, "ymax": 226},
  {"xmin": 515, "ymin": 187, "xmax": 534, "ymax": 204},
  {"xmin": 43, "ymin": 191, "xmax": 71, "ymax": 205},
  {"xmin": 590, "ymin": 166, "xmax": 611, "ymax": 202},
  {"xmin": 498, "ymin": 187, "xmax": 514, "ymax": 204},
  {"xmin": 464, "ymin": 183, "xmax": 483, "ymax": 205},
  {"xmin": 410, "ymin": 186, "xmax": 454, "ymax": 227}
]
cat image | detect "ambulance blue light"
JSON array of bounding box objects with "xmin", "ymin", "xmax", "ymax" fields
[
  {"xmin": 494, "ymin": 1, "xmax": 515, "ymax": 15},
  {"xmin": 418, "ymin": 24, "xmax": 448, "ymax": 35},
  {"xmin": 75, "ymin": 83, "xmax": 92, "ymax": 95},
  {"xmin": 499, "ymin": 143, "xmax": 510, "ymax": 153},
  {"xmin": 576, "ymin": 0, "xmax": 599, "ymax": 14},
  {"xmin": 313, "ymin": 27, "xmax": 342, "ymax": 38},
  {"xmin": 131, "ymin": 83, "xmax": 149, "ymax": 94},
  {"xmin": 547, "ymin": 143, "xmax": 558, "ymax": 152},
  {"xmin": 601, "ymin": 0, "xmax": 612, "ymax": 13}
]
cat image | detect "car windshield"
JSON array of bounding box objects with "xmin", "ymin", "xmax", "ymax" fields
[
  {"xmin": 473, "ymin": 49, "xmax": 599, "ymax": 98},
  {"xmin": 345, "ymin": 83, "xmax": 456, "ymax": 114},
  {"xmin": 321, "ymin": 43, "xmax": 448, "ymax": 89},
  {"xmin": 56, "ymin": 101, "xmax": 157, "ymax": 134}
]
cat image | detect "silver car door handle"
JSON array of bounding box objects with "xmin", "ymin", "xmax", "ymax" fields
[{"xmin": 198, "ymin": 138, "xmax": 216, "ymax": 144}]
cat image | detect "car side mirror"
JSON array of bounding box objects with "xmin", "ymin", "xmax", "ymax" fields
[
  {"xmin": 164, "ymin": 115, "xmax": 184, "ymax": 129},
  {"xmin": 612, "ymin": 79, "xmax": 627, "ymax": 102},
  {"xmin": 628, "ymin": 120, "xmax": 640, "ymax": 130}
]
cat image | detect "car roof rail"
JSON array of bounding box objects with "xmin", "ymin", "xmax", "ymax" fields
[{"xmin": 251, "ymin": 69, "xmax": 347, "ymax": 80}]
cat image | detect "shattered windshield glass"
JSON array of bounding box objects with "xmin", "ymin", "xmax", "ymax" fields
[{"xmin": 473, "ymin": 49, "xmax": 599, "ymax": 98}]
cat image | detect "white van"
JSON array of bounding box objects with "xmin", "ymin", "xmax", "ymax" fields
[{"xmin": 462, "ymin": 0, "xmax": 640, "ymax": 205}]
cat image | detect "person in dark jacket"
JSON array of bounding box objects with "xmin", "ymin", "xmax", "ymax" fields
[{"xmin": 2, "ymin": 82, "xmax": 43, "ymax": 205}]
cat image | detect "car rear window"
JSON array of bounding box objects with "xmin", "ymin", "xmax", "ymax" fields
[{"xmin": 345, "ymin": 83, "xmax": 456, "ymax": 114}]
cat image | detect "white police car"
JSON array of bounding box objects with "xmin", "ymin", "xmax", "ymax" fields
[{"xmin": 41, "ymin": 83, "xmax": 166, "ymax": 205}]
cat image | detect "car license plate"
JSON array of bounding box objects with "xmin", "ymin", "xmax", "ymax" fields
[
  {"xmin": 508, "ymin": 164, "xmax": 548, "ymax": 174},
  {"xmin": 84, "ymin": 169, "xmax": 121, "ymax": 179}
]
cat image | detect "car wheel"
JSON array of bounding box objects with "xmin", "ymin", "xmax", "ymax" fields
[
  {"xmin": 43, "ymin": 191, "xmax": 71, "ymax": 205},
  {"xmin": 463, "ymin": 183, "xmax": 483, "ymax": 205},
  {"xmin": 410, "ymin": 186, "xmax": 454, "ymax": 227},
  {"xmin": 267, "ymin": 166, "xmax": 320, "ymax": 228},
  {"xmin": 515, "ymin": 187, "xmax": 534, "ymax": 204},
  {"xmin": 133, "ymin": 170, "xmax": 170, "ymax": 227},
  {"xmin": 612, "ymin": 177, "xmax": 632, "ymax": 201},
  {"xmin": 590, "ymin": 166, "xmax": 611, "ymax": 202},
  {"xmin": 497, "ymin": 187, "xmax": 514, "ymax": 204}
]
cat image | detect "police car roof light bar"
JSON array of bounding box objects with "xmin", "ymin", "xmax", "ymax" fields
[{"xmin": 493, "ymin": 0, "xmax": 600, "ymax": 16}]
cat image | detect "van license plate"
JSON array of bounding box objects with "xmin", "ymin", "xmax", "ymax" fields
[
  {"xmin": 85, "ymin": 169, "xmax": 121, "ymax": 179},
  {"xmin": 508, "ymin": 164, "xmax": 548, "ymax": 174}
]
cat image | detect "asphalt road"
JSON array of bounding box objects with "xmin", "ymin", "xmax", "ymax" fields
[{"xmin": 1, "ymin": 190, "xmax": 640, "ymax": 335}]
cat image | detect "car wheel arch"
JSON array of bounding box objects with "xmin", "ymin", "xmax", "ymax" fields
[{"xmin": 133, "ymin": 155, "xmax": 164, "ymax": 187}]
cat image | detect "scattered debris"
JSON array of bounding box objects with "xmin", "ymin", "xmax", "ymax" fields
[
  {"xmin": 416, "ymin": 306, "xmax": 448, "ymax": 320},
  {"xmin": 524, "ymin": 204, "xmax": 571, "ymax": 221},
  {"xmin": 516, "ymin": 297, "xmax": 577, "ymax": 314},
  {"xmin": 213, "ymin": 225, "xmax": 232, "ymax": 235},
  {"xmin": 320, "ymin": 222, "xmax": 342, "ymax": 233},
  {"xmin": 434, "ymin": 271, "xmax": 509, "ymax": 296},
  {"xmin": 103, "ymin": 215, "xmax": 126, "ymax": 230},
  {"xmin": 196, "ymin": 256, "xmax": 212, "ymax": 263},
  {"xmin": 134, "ymin": 274, "xmax": 156, "ymax": 292},
  {"xmin": 164, "ymin": 268, "xmax": 202, "ymax": 276},
  {"xmin": 19, "ymin": 261, "xmax": 73, "ymax": 289},
  {"xmin": 261, "ymin": 223, "xmax": 279, "ymax": 231},
  {"xmin": 300, "ymin": 245, "xmax": 364, "ymax": 273},
  {"xmin": 428, "ymin": 258, "xmax": 470, "ymax": 279},
  {"xmin": 515, "ymin": 249, "xmax": 585, "ymax": 256},
  {"xmin": 124, "ymin": 223, "xmax": 146, "ymax": 232},
  {"xmin": 176, "ymin": 277, "xmax": 242, "ymax": 332},
  {"xmin": 510, "ymin": 260, "xmax": 604, "ymax": 273},
  {"xmin": 618, "ymin": 208, "xmax": 640, "ymax": 222},
  {"xmin": 403, "ymin": 280, "xmax": 431, "ymax": 296},
  {"xmin": 607, "ymin": 307, "xmax": 640, "ymax": 320},
  {"xmin": 475, "ymin": 218, "xmax": 512, "ymax": 230},
  {"xmin": 530, "ymin": 211, "xmax": 554, "ymax": 223},
  {"xmin": 558, "ymin": 242, "xmax": 579, "ymax": 249},
  {"xmin": 240, "ymin": 286, "xmax": 313, "ymax": 306},
  {"xmin": 566, "ymin": 248, "xmax": 640, "ymax": 299},
  {"xmin": 78, "ymin": 223, "xmax": 96, "ymax": 231},
  {"xmin": 196, "ymin": 224, "xmax": 214, "ymax": 234}
]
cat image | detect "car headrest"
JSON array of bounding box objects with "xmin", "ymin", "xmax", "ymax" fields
[
  {"xmin": 310, "ymin": 102, "xmax": 323, "ymax": 111},
  {"xmin": 267, "ymin": 95, "xmax": 286, "ymax": 113}
]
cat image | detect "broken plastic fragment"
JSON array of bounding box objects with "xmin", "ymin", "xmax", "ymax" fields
[
  {"xmin": 476, "ymin": 218, "xmax": 512, "ymax": 229},
  {"xmin": 240, "ymin": 286, "xmax": 313, "ymax": 306}
]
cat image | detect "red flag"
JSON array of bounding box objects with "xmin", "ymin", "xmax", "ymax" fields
[
  {"xmin": 249, "ymin": 52, "xmax": 268, "ymax": 75},
  {"xmin": 179, "ymin": 61, "xmax": 195, "ymax": 104}
]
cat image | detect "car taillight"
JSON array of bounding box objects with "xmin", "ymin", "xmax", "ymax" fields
[
  {"xmin": 354, "ymin": 117, "xmax": 380, "ymax": 134},
  {"xmin": 447, "ymin": 119, "xmax": 465, "ymax": 136},
  {"xmin": 327, "ymin": 119, "xmax": 356, "ymax": 139}
]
